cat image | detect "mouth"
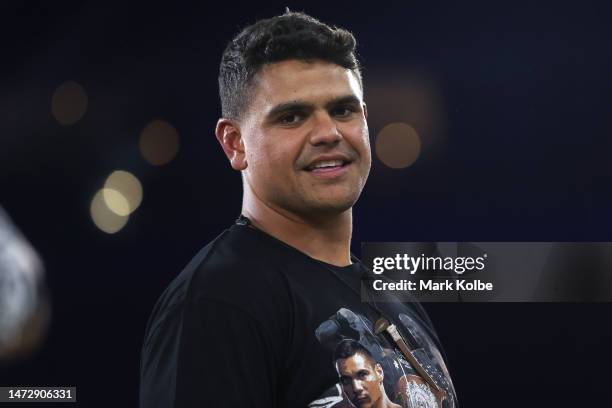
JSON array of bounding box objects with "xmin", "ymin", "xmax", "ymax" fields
[
  {"xmin": 354, "ymin": 395, "xmax": 370, "ymax": 406},
  {"xmin": 303, "ymin": 158, "xmax": 352, "ymax": 179},
  {"xmin": 305, "ymin": 159, "xmax": 352, "ymax": 172}
]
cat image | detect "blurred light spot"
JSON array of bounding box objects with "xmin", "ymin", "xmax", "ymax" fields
[
  {"xmin": 139, "ymin": 119, "xmax": 180, "ymax": 165},
  {"xmin": 375, "ymin": 123, "xmax": 422, "ymax": 169},
  {"xmin": 104, "ymin": 170, "xmax": 143, "ymax": 215},
  {"xmin": 51, "ymin": 81, "xmax": 88, "ymax": 125},
  {"xmin": 102, "ymin": 188, "xmax": 130, "ymax": 217},
  {"xmin": 366, "ymin": 69, "xmax": 447, "ymax": 156},
  {"xmin": 90, "ymin": 189, "xmax": 128, "ymax": 234}
]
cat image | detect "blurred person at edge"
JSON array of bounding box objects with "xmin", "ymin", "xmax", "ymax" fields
[
  {"xmin": 140, "ymin": 11, "xmax": 456, "ymax": 408},
  {"xmin": 0, "ymin": 206, "xmax": 49, "ymax": 361}
]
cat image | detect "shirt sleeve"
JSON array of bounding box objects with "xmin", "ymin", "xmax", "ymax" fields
[{"xmin": 140, "ymin": 297, "xmax": 281, "ymax": 408}]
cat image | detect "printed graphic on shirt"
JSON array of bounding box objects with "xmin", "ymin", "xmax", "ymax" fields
[{"xmin": 310, "ymin": 308, "xmax": 456, "ymax": 408}]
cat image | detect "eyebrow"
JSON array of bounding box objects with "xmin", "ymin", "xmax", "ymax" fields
[{"xmin": 265, "ymin": 95, "xmax": 362, "ymax": 121}]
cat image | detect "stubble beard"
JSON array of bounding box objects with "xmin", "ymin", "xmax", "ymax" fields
[{"xmin": 289, "ymin": 175, "xmax": 367, "ymax": 219}]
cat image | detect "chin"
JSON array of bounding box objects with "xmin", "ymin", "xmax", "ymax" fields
[
  {"xmin": 280, "ymin": 186, "xmax": 364, "ymax": 217},
  {"xmin": 287, "ymin": 199, "xmax": 353, "ymax": 219},
  {"xmin": 312, "ymin": 195, "xmax": 359, "ymax": 214},
  {"xmin": 313, "ymin": 186, "xmax": 364, "ymax": 210}
]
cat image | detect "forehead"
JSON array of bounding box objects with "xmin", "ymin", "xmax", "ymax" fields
[
  {"xmin": 336, "ymin": 353, "xmax": 374, "ymax": 374},
  {"xmin": 250, "ymin": 59, "xmax": 363, "ymax": 109}
]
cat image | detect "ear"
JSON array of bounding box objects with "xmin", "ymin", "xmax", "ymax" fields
[
  {"xmin": 375, "ymin": 363, "xmax": 384, "ymax": 382},
  {"xmin": 215, "ymin": 118, "xmax": 247, "ymax": 171},
  {"xmin": 362, "ymin": 102, "xmax": 368, "ymax": 119}
]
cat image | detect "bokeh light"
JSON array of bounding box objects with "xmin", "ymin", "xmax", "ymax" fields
[
  {"xmin": 375, "ymin": 122, "xmax": 422, "ymax": 169},
  {"xmin": 51, "ymin": 81, "xmax": 88, "ymax": 125},
  {"xmin": 104, "ymin": 170, "xmax": 143, "ymax": 216},
  {"xmin": 366, "ymin": 69, "xmax": 447, "ymax": 162},
  {"xmin": 139, "ymin": 119, "xmax": 180, "ymax": 165},
  {"xmin": 102, "ymin": 188, "xmax": 130, "ymax": 217},
  {"xmin": 90, "ymin": 189, "xmax": 128, "ymax": 234}
]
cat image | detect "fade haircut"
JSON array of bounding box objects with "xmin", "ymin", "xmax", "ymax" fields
[{"xmin": 218, "ymin": 11, "xmax": 362, "ymax": 121}]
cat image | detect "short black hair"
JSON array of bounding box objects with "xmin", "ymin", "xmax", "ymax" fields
[
  {"xmin": 333, "ymin": 339, "xmax": 376, "ymax": 365},
  {"xmin": 218, "ymin": 11, "xmax": 362, "ymax": 121}
]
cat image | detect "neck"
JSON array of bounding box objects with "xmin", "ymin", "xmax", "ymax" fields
[
  {"xmin": 375, "ymin": 395, "xmax": 396, "ymax": 408},
  {"xmin": 241, "ymin": 188, "xmax": 353, "ymax": 267}
]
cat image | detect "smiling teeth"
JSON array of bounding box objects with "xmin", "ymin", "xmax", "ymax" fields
[{"xmin": 311, "ymin": 160, "xmax": 344, "ymax": 169}]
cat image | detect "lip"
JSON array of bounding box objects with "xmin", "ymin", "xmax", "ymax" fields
[
  {"xmin": 306, "ymin": 161, "xmax": 351, "ymax": 179},
  {"xmin": 304, "ymin": 154, "xmax": 352, "ymax": 170},
  {"xmin": 303, "ymin": 153, "xmax": 353, "ymax": 180}
]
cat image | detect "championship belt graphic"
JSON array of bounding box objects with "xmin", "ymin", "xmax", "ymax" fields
[
  {"xmin": 400, "ymin": 378, "xmax": 438, "ymax": 408},
  {"xmin": 375, "ymin": 317, "xmax": 447, "ymax": 408}
]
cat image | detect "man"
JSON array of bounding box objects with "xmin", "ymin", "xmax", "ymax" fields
[
  {"xmin": 334, "ymin": 340, "xmax": 401, "ymax": 408},
  {"xmin": 140, "ymin": 11, "xmax": 456, "ymax": 408}
]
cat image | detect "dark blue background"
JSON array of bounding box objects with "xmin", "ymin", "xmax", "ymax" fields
[{"xmin": 1, "ymin": 1, "xmax": 611, "ymax": 406}]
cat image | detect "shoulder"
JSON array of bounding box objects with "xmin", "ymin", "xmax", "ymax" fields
[
  {"xmin": 140, "ymin": 226, "xmax": 292, "ymax": 407},
  {"xmin": 141, "ymin": 224, "xmax": 295, "ymax": 364},
  {"xmin": 187, "ymin": 225, "xmax": 294, "ymax": 305},
  {"xmin": 145, "ymin": 224, "xmax": 294, "ymax": 335}
]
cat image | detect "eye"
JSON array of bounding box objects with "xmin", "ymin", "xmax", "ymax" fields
[
  {"xmin": 278, "ymin": 112, "xmax": 304, "ymax": 125},
  {"xmin": 340, "ymin": 376, "xmax": 352, "ymax": 386},
  {"xmin": 331, "ymin": 105, "xmax": 356, "ymax": 119},
  {"xmin": 358, "ymin": 370, "xmax": 370, "ymax": 379}
]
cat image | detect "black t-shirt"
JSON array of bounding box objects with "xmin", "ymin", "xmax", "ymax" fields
[{"xmin": 140, "ymin": 219, "xmax": 457, "ymax": 408}]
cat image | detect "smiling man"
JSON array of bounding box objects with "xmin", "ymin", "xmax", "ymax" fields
[
  {"xmin": 217, "ymin": 56, "xmax": 369, "ymax": 266},
  {"xmin": 140, "ymin": 11, "xmax": 456, "ymax": 408}
]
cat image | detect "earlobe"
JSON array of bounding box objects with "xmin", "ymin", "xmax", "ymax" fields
[{"xmin": 215, "ymin": 118, "xmax": 247, "ymax": 171}]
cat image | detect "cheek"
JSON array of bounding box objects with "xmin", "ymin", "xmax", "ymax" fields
[
  {"xmin": 248, "ymin": 141, "xmax": 298, "ymax": 178},
  {"xmin": 360, "ymin": 126, "xmax": 372, "ymax": 154},
  {"xmin": 364, "ymin": 380, "xmax": 378, "ymax": 395},
  {"xmin": 361, "ymin": 132, "xmax": 372, "ymax": 169},
  {"xmin": 344, "ymin": 122, "xmax": 371, "ymax": 153},
  {"xmin": 246, "ymin": 148, "xmax": 268, "ymax": 174},
  {"xmin": 268, "ymin": 142, "xmax": 303, "ymax": 172}
]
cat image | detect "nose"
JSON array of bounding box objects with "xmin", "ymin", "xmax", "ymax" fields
[
  {"xmin": 308, "ymin": 111, "xmax": 342, "ymax": 146},
  {"xmin": 352, "ymin": 379, "xmax": 364, "ymax": 393}
]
